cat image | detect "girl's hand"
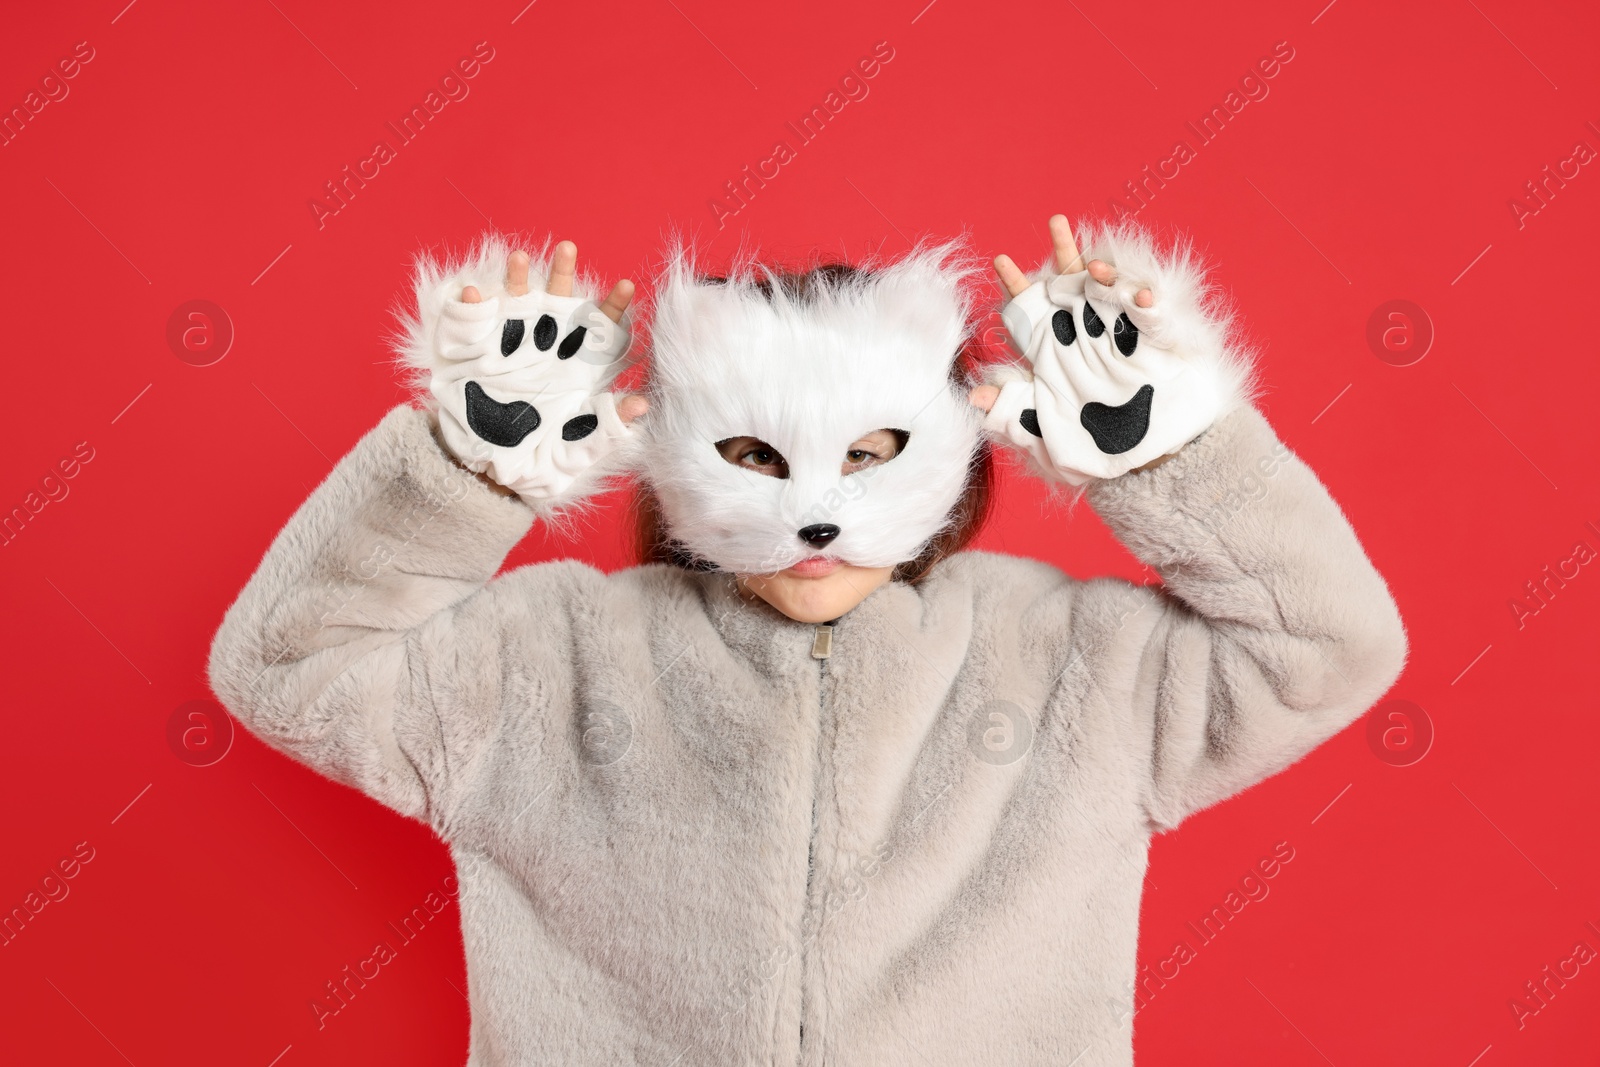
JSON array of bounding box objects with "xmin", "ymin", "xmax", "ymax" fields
[
  {"xmin": 460, "ymin": 243, "xmax": 650, "ymax": 425},
  {"xmin": 413, "ymin": 239, "xmax": 648, "ymax": 508},
  {"xmin": 971, "ymin": 214, "xmax": 1251, "ymax": 485}
]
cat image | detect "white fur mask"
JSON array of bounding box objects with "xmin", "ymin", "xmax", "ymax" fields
[{"xmin": 633, "ymin": 243, "xmax": 986, "ymax": 576}]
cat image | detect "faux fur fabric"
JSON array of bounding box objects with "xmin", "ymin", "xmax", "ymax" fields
[
  {"xmin": 207, "ymin": 399, "xmax": 1406, "ymax": 1066},
  {"xmin": 633, "ymin": 240, "xmax": 987, "ymax": 573},
  {"xmin": 395, "ymin": 239, "xmax": 635, "ymax": 511},
  {"xmin": 985, "ymin": 221, "xmax": 1256, "ymax": 485}
]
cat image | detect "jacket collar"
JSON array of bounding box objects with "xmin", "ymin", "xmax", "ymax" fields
[{"xmin": 692, "ymin": 567, "xmax": 971, "ymax": 683}]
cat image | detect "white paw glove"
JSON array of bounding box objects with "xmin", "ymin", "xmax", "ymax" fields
[
  {"xmin": 983, "ymin": 231, "xmax": 1250, "ymax": 485},
  {"xmin": 418, "ymin": 256, "xmax": 635, "ymax": 508}
]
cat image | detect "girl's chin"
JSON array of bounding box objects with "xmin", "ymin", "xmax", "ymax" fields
[{"xmin": 737, "ymin": 563, "xmax": 897, "ymax": 624}]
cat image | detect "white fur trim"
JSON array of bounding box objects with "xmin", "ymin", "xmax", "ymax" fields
[
  {"xmin": 983, "ymin": 220, "xmax": 1257, "ymax": 485},
  {"xmin": 392, "ymin": 236, "xmax": 634, "ymax": 511}
]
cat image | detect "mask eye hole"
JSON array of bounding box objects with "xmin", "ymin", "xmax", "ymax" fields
[
  {"xmin": 716, "ymin": 436, "xmax": 791, "ymax": 479},
  {"xmin": 843, "ymin": 428, "xmax": 908, "ymax": 475}
]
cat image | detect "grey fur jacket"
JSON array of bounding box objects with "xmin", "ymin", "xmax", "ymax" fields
[{"xmin": 207, "ymin": 400, "xmax": 1406, "ymax": 1066}]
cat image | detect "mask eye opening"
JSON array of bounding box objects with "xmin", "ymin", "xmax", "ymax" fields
[
  {"xmin": 843, "ymin": 428, "xmax": 910, "ymax": 474},
  {"xmin": 715, "ymin": 436, "xmax": 791, "ymax": 480}
]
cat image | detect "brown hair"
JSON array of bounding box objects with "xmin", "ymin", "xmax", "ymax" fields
[{"xmin": 629, "ymin": 262, "xmax": 996, "ymax": 585}]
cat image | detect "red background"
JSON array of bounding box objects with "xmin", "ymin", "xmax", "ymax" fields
[{"xmin": 2, "ymin": 0, "xmax": 1597, "ymax": 1063}]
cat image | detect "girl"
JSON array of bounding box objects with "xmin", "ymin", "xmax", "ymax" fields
[{"xmin": 209, "ymin": 215, "xmax": 1406, "ymax": 1065}]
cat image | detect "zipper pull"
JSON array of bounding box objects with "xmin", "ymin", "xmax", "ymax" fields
[{"xmin": 810, "ymin": 624, "xmax": 833, "ymax": 659}]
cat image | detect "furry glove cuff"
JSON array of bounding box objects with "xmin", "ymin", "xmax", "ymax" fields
[
  {"xmin": 425, "ymin": 279, "xmax": 633, "ymax": 508},
  {"xmin": 983, "ymin": 230, "xmax": 1252, "ymax": 486}
]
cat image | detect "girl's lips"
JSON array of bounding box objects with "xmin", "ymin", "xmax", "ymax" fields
[{"xmin": 786, "ymin": 555, "xmax": 840, "ymax": 578}]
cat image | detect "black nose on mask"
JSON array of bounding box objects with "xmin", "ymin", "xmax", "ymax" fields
[{"xmin": 797, "ymin": 524, "xmax": 840, "ymax": 549}]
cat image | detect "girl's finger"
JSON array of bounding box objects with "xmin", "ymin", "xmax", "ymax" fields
[
  {"xmin": 617, "ymin": 394, "xmax": 650, "ymax": 424},
  {"xmin": 1049, "ymin": 214, "xmax": 1084, "ymax": 274},
  {"xmin": 462, "ymin": 284, "xmax": 482, "ymax": 304},
  {"xmin": 599, "ymin": 279, "xmax": 635, "ymax": 323},
  {"xmin": 993, "ymin": 255, "xmax": 1030, "ymax": 299},
  {"xmin": 547, "ymin": 241, "xmax": 578, "ymax": 297},
  {"xmin": 968, "ymin": 385, "xmax": 1000, "ymax": 413},
  {"xmin": 1086, "ymin": 257, "xmax": 1154, "ymax": 307},
  {"xmin": 508, "ymin": 250, "xmax": 531, "ymax": 296}
]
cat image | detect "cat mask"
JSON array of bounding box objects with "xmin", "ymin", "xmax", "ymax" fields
[{"xmin": 633, "ymin": 243, "xmax": 985, "ymax": 576}]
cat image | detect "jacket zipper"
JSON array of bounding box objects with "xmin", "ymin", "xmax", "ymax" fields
[{"xmin": 798, "ymin": 622, "xmax": 833, "ymax": 1063}]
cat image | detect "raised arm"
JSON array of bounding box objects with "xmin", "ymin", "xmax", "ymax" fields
[
  {"xmin": 977, "ymin": 216, "xmax": 1406, "ymax": 830},
  {"xmin": 207, "ymin": 241, "xmax": 644, "ymax": 829},
  {"xmin": 1084, "ymin": 403, "xmax": 1406, "ymax": 828}
]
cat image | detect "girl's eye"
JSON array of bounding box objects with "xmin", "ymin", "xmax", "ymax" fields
[
  {"xmin": 842, "ymin": 429, "xmax": 908, "ymax": 473},
  {"xmin": 716, "ymin": 436, "xmax": 790, "ymax": 479}
]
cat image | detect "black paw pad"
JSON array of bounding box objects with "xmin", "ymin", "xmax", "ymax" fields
[
  {"xmin": 561, "ymin": 413, "xmax": 599, "ymax": 441},
  {"xmin": 1052, "ymin": 309, "xmax": 1076, "ymax": 346},
  {"xmin": 501, "ymin": 319, "xmax": 525, "ymax": 356},
  {"xmin": 1019, "ymin": 408, "xmax": 1043, "ymax": 438},
  {"xmin": 557, "ymin": 326, "xmax": 588, "ymax": 359},
  {"xmin": 465, "ymin": 381, "xmax": 541, "ymax": 447},
  {"xmin": 1082, "ymin": 302, "xmax": 1106, "ymax": 338},
  {"xmin": 1080, "ymin": 384, "xmax": 1153, "ymax": 455},
  {"xmin": 1113, "ymin": 313, "xmax": 1138, "ymax": 356},
  {"xmin": 532, "ymin": 315, "xmax": 558, "ymax": 351}
]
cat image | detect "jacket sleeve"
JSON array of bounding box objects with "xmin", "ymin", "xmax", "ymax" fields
[
  {"xmin": 206, "ymin": 402, "xmax": 545, "ymax": 830},
  {"xmin": 1081, "ymin": 403, "xmax": 1408, "ymax": 830}
]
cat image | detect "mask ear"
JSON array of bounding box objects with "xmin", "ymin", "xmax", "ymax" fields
[
  {"xmin": 648, "ymin": 246, "xmax": 696, "ymax": 363},
  {"xmin": 646, "ymin": 244, "xmax": 749, "ymax": 387},
  {"xmin": 853, "ymin": 239, "xmax": 983, "ymax": 377}
]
